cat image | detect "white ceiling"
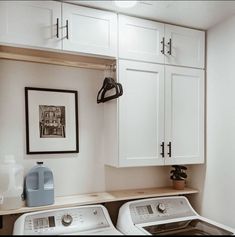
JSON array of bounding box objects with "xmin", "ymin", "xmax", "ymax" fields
[{"xmin": 65, "ymin": 1, "xmax": 235, "ymax": 30}]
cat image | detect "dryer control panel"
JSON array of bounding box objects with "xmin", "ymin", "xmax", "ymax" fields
[
  {"xmin": 129, "ymin": 197, "xmax": 196, "ymax": 224},
  {"xmin": 13, "ymin": 205, "xmax": 111, "ymax": 235}
]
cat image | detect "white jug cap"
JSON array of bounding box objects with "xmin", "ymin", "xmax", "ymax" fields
[{"xmin": 4, "ymin": 155, "xmax": 16, "ymax": 164}]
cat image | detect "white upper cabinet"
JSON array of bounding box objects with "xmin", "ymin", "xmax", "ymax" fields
[
  {"xmin": 0, "ymin": 2, "xmax": 204, "ymax": 63},
  {"xmin": 118, "ymin": 15, "xmax": 205, "ymax": 68},
  {"xmin": 164, "ymin": 66, "xmax": 204, "ymax": 165},
  {"xmin": 164, "ymin": 24, "xmax": 205, "ymax": 69},
  {"xmin": 105, "ymin": 61, "xmax": 205, "ymax": 168},
  {"xmin": 118, "ymin": 60, "xmax": 165, "ymax": 167},
  {"xmin": 0, "ymin": 1, "xmax": 61, "ymax": 50},
  {"xmin": 0, "ymin": 2, "xmax": 117, "ymax": 58},
  {"xmin": 118, "ymin": 15, "xmax": 165, "ymax": 64},
  {"xmin": 62, "ymin": 4, "xmax": 117, "ymax": 57}
]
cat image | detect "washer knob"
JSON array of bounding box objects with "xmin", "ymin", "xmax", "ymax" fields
[
  {"xmin": 62, "ymin": 214, "xmax": 73, "ymax": 226},
  {"xmin": 157, "ymin": 203, "xmax": 166, "ymax": 213}
]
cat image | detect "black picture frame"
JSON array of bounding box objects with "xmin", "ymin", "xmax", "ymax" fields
[{"xmin": 25, "ymin": 87, "xmax": 79, "ymax": 154}]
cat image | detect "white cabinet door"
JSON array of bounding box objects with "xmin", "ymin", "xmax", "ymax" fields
[
  {"xmin": 0, "ymin": 1, "xmax": 61, "ymax": 50},
  {"xmin": 165, "ymin": 24, "xmax": 205, "ymax": 69},
  {"xmin": 119, "ymin": 15, "xmax": 165, "ymax": 64},
  {"xmin": 118, "ymin": 60, "xmax": 165, "ymax": 167},
  {"xmin": 164, "ymin": 66, "xmax": 204, "ymax": 165},
  {"xmin": 62, "ymin": 4, "xmax": 117, "ymax": 57}
]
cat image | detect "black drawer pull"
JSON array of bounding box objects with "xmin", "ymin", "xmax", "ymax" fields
[
  {"xmin": 160, "ymin": 37, "xmax": 165, "ymax": 55},
  {"xmin": 56, "ymin": 18, "xmax": 59, "ymax": 38},
  {"xmin": 160, "ymin": 142, "xmax": 164, "ymax": 158},
  {"xmin": 167, "ymin": 142, "xmax": 171, "ymax": 157},
  {"xmin": 167, "ymin": 38, "xmax": 172, "ymax": 55},
  {"xmin": 66, "ymin": 20, "xmax": 69, "ymax": 39}
]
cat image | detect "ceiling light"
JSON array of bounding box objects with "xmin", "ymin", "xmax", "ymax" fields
[{"xmin": 114, "ymin": 1, "xmax": 137, "ymax": 8}]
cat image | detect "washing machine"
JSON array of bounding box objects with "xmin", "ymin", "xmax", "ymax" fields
[
  {"xmin": 13, "ymin": 204, "xmax": 122, "ymax": 235},
  {"xmin": 116, "ymin": 196, "xmax": 235, "ymax": 235}
]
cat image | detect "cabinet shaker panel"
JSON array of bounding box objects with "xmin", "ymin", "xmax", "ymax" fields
[
  {"xmin": 119, "ymin": 15, "xmax": 165, "ymax": 64},
  {"xmin": 118, "ymin": 60, "xmax": 165, "ymax": 167},
  {"xmin": 62, "ymin": 4, "xmax": 117, "ymax": 57},
  {"xmin": 164, "ymin": 66, "xmax": 204, "ymax": 165},
  {"xmin": 165, "ymin": 24, "xmax": 205, "ymax": 68},
  {"xmin": 0, "ymin": 1, "xmax": 61, "ymax": 50}
]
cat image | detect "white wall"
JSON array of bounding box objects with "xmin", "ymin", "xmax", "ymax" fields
[
  {"xmin": 0, "ymin": 59, "xmax": 171, "ymax": 197},
  {"xmin": 189, "ymin": 15, "xmax": 235, "ymax": 228}
]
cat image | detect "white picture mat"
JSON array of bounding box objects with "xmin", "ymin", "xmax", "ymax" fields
[{"xmin": 27, "ymin": 90, "xmax": 77, "ymax": 152}]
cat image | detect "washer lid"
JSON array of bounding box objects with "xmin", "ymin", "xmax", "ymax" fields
[{"xmin": 142, "ymin": 219, "xmax": 234, "ymax": 235}]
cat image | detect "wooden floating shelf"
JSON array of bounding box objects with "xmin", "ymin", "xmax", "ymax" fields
[
  {"xmin": 0, "ymin": 186, "xmax": 198, "ymax": 216},
  {"xmin": 0, "ymin": 45, "xmax": 116, "ymax": 70}
]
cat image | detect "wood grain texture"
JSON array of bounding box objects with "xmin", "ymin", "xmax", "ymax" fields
[
  {"xmin": 0, "ymin": 186, "xmax": 198, "ymax": 216},
  {"xmin": 0, "ymin": 45, "xmax": 116, "ymax": 70}
]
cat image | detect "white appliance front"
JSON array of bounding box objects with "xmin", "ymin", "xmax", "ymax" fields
[
  {"xmin": 13, "ymin": 204, "xmax": 122, "ymax": 235},
  {"xmin": 116, "ymin": 196, "xmax": 235, "ymax": 235}
]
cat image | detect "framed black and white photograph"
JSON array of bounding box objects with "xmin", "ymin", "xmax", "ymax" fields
[{"xmin": 25, "ymin": 87, "xmax": 79, "ymax": 154}]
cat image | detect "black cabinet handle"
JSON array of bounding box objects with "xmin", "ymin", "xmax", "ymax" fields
[
  {"xmin": 160, "ymin": 37, "xmax": 165, "ymax": 55},
  {"xmin": 66, "ymin": 20, "xmax": 69, "ymax": 39},
  {"xmin": 56, "ymin": 18, "xmax": 59, "ymax": 38},
  {"xmin": 167, "ymin": 142, "xmax": 171, "ymax": 157},
  {"xmin": 160, "ymin": 142, "xmax": 164, "ymax": 158},
  {"xmin": 167, "ymin": 38, "xmax": 172, "ymax": 55}
]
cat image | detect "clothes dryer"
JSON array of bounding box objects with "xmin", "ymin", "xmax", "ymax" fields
[{"xmin": 116, "ymin": 196, "xmax": 235, "ymax": 235}]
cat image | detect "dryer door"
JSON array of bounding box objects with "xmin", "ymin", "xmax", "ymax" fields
[{"xmin": 142, "ymin": 219, "xmax": 233, "ymax": 235}]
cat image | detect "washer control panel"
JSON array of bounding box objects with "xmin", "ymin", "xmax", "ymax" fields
[
  {"xmin": 130, "ymin": 197, "xmax": 196, "ymax": 224},
  {"xmin": 22, "ymin": 206, "xmax": 110, "ymax": 235}
]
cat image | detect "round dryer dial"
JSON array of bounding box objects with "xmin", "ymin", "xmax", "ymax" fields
[
  {"xmin": 61, "ymin": 214, "xmax": 73, "ymax": 226},
  {"xmin": 157, "ymin": 203, "xmax": 166, "ymax": 213}
]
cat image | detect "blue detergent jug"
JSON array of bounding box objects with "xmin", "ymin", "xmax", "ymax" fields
[{"xmin": 25, "ymin": 162, "xmax": 54, "ymax": 207}]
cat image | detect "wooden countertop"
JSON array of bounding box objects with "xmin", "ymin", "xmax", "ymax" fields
[{"xmin": 0, "ymin": 186, "xmax": 198, "ymax": 216}]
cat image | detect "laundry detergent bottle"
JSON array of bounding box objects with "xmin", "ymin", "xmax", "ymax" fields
[
  {"xmin": 25, "ymin": 162, "xmax": 54, "ymax": 207},
  {"xmin": 0, "ymin": 155, "xmax": 24, "ymax": 210}
]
